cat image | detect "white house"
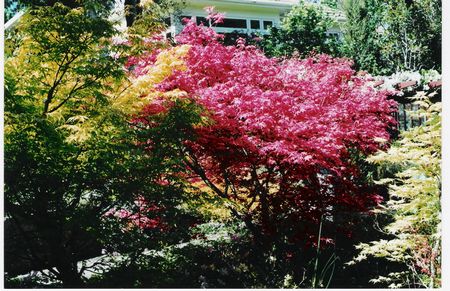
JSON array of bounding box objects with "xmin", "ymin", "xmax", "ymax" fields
[
  {"xmin": 169, "ymin": 0, "xmax": 299, "ymax": 35},
  {"xmin": 166, "ymin": 0, "xmax": 345, "ymax": 37},
  {"xmin": 109, "ymin": 0, "xmax": 345, "ymax": 37}
]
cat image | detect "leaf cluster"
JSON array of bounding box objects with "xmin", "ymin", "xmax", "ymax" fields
[
  {"xmin": 350, "ymin": 94, "xmax": 441, "ymax": 288},
  {"xmin": 341, "ymin": 0, "xmax": 441, "ymax": 74},
  {"xmin": 4, "ymin": 3, "xmax": 198, "ymax": 286},
  {"xmin": 260, "ymin": 1, "xmax": 339, "ymax": 58},
  {"xmin": 131, "ymin": 21, "xmax": 398, "ymax": 287}
]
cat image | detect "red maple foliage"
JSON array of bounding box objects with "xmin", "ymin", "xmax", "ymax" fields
[
  {"xmin": 133, "ymin": 20, "xmax": 397, "ymax": 247},
  {"xmin": 104, "ymin": 196, "xmax": 166, "ymax": 230}
]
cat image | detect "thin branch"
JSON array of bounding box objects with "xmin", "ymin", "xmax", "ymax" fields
[
  {"xmin": 43, "ymin": 51, "xmax": 82, "ymax": 115},
  {"xmin": 183, "ymin": 154, "xmax": 228, "ymax": 199}
]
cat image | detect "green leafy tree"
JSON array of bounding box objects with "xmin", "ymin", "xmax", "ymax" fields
[
  {"xmin": 5, "ymin": 3, "xmax": 130, "ymax": 286},
  {"xmin": 126, "ymin": 0, "xmax": 184, "ymax": 39},
  {"xmin": 124, "ymin": 0, "xmax": 185, "ymax": 27},
  {"xmin": 322, "ymin": 0, "xmax": 341, "ymax": 9},
  {"xmin": 341, "ymin": 0, "xmax": 441, "ymax": 74},
  {"xmin": 259, "ymin": 1, "xmax": 339, "ymax": 58},
  {"xmin": 5, "ymin": 0, "xmax": 25, "ymax": 22},
  {"xmin": 340, "ymin": 0, "xmax": 387, "ymax": 74},
  {"xmin": 4, "ymin": 3, "xmax": 194, "ymax": 287},
  {"xmin": 349, "ymin": 93, "xmax": 441, "ymax": 288},
  {"xmin": 9, "ymin": 0, "xmax": 117, "ymax": 17},
  {"xmin": 381, "ymin": 0, "xmax": 441, "ymax": 72}
]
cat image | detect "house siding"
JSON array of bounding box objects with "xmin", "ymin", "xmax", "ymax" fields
[{"xmin": 169, "ymin": 0, "xmax": 344, "ymax": 37}]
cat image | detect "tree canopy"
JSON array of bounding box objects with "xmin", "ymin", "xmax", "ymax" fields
[
  {"xmin": 129, "ymin": 19, "xmax": 397, "ymax": 284},
  {"xmin": 4, "ymin": 1, "xmax": 441, "ymax": 288},
  {"xmin": 341, "ymin": 0, "xmax": 441, "ymax": 74},
  {"xmin": 4, "ymin": 2, "xmax": 196, "ymax": 286},
  {"xmin": 350, "ymin": 92, "xmax": 441, "ymax": 288},
  {"xmin": 259, "ymin": 1, "xmax": 339, "ymax": 58}
]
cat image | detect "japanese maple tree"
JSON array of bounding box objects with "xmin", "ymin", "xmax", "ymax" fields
[{"xmin": 133, "ymin": 18, "xmax": 397, "ymax": 266}]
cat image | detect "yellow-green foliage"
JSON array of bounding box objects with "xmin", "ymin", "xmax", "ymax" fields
[
  {"xmin": 5, "ymin": 5, "xmax": 123, "ymax": 143},
  {"xmin": 117, "ymin": 45, "xmax": 190, "ymax": 114},
  {"xmin": 349, "ymin": 93, "xmax": 441, "ymax": 288},
  {"xmin": 182, "ymin": 187, "xmax": 233, "ymax": 221},
  {"xmin": 4, "ymin": 3, "xmax": 189, "ymax": 146},
  {"xmin": 120, "ymin": 45, "xmax": 240, "ymax": 221}
]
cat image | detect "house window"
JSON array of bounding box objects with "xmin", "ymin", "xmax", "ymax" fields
[
  {"xmin": 196, "ymin": 16, "xmax": 208, "ymax": 25},
  {"xmin": 328, "ymin": 32, "xmax": 339, "ymax": 38},
  {"xmin": 178, "ymin": 15, "xmax": 193, "ymax": 24},
  {"xmin": 195, "ymin": 17, "xmax": 247, "ymax": 29},
  {"xmin": 177, "ymin": 16, "xmax": 276, "ymax": 34},
  {"xmin": 250, "ymin": 20, "xmax": 260, "ymax": 29},
  {"xmin": 263, "ymin": 20, "xmax": 273, "ymax": 29},
  {"xmin": 215, "ymin": 18, "xmax": 247, "ymax": 29}
]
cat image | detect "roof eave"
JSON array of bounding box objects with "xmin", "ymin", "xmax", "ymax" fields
[{"xmin": 185, "ymin": 0, "xmax": 294, "ymax": 10}]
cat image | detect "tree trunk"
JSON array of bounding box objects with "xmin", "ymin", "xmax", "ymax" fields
[
  {"xmin": 57, "ymin": 261, "xmax": 84, "ymax": 288},
  {"xmin": 124, "ymin": 0, "xmax": 142, "ymax": 27}
]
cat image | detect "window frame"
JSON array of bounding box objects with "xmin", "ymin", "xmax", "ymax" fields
[{"xmin": 172, "ymin": 13, "xmax": 279, "ymax": 35}]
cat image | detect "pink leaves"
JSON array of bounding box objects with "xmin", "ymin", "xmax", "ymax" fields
[
  {"xmin": 134, "ymin": 21, "xmax": 397, "ymax": 244},
  {"xmin": 175, "ymin": 20, "xmax": 224, "ymax": 46},
  {"xmin": 204, "ymin": 6, "xmax": 225, "ymax": 25},
  {"xmin": 158, "ymin": 20, "xmax": 395, "ymax": 178},
  {"xmin": 104, "ymin": 196, "xmax": 165, "ymax": 230}
]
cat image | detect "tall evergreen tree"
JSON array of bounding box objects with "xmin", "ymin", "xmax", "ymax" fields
[{"xmin": 341, "ymin": 0, "xmax": 441, "ymax": 74}]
